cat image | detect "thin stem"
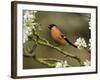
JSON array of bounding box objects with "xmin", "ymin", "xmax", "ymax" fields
[
  {"xmin": 40, "ymin": 58, "xmax": 61, "ymax": 62},
  {"xmin": 33, "ymin": 55, "xmax": 55, "ymax": 68}
]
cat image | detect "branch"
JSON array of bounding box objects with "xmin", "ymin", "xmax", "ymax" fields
[{"xmin": 37, "ymin": 40, "xmax": 84, "ymax": 66}]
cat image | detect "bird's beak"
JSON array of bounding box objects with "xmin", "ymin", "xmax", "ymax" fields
[{"xmin": 48, "ymin": 25, "xmax": 51, "ymax": 29}]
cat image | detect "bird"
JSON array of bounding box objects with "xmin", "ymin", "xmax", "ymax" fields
[{"xmin": 48, "ymin": 24, "xmax": 77, "ymax": 48}]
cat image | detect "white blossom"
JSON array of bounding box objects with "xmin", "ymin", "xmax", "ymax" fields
[
  {"xmin": 88, "ymin": 20, "xmax": 91, "ymax": 30},
  {"xmin": 63, "ymin": 60, "xmax": 69, "ymax": 67},
  {"xmin": 55, "ymin": 62, "xmax": 63, "ymax": 68},
  {"xmin": 23, "ymin": 28, "xmax": 32, "ymax": 43},
  {"xmin": 23, "ymin": 32, "xmax": 28, "ymax": 43},
  {"xmin": 24, "ymin": 11, "xmax": 30, "ymax": 19},
  {"xmin": 88, "ymin": 38, "xmax": 91, "ymax": 50},
  {"xmin": 84, "ymin": 59, "xmax": 91, "ymax": 66},
  {"xmin": 24, "ymin": 11, "xmax": 36, "ymax": 20},
  {"xmin": 75, "ymin": 37, "xmax": 87, "ymax": 49},
  {"xmin": 55, "ymin": 60, "xmax": 69, "ymax": 68}
]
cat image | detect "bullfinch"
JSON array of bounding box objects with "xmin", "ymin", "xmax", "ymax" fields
[{"xmin": 48, "ymin": 24, "xmax": 77, "ymax": 48}]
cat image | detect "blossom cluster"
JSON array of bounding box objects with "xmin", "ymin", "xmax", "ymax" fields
[
  {"xmin": 88, "ymin": 38, "xmax": 91, "ymax": 50},
  {"xmin": 88, "ymin": 17, "xmax": 91, "ymax": 30},
  {"xmin": 84, "ymin": 59, "xmax": 91, "ymax": 66},
  {"xmin": 55, "ymin": 60, "xmax": 69, "ymax": 68},
  {"xmin": 75, "ymin": 37, "xmax": 87, "ymax": 49},
  {"xmin": 23, "ymin": 10, "xmax": 37, "ymax": 43},
  {"xmin": 88, "ymin": 16, "xmax": 91, "ymax": 50}
]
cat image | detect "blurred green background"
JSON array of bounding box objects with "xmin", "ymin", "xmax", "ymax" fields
[{"xmin": 23, "ymin": 11, "xmax": 91, "ymax": 69}]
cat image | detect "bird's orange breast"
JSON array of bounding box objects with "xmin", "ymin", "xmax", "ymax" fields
[{"xmin": 50, "ymin": 27, "xmax": 66, "ymax": 45}]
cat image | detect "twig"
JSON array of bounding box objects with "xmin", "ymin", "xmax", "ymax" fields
[
  {"xmin": 33, "ymin": 55, "xmax": 55, "ymax": 67},
  {"xmin": 39, "ymin": 58, "xmax": 61, "ymax": 62}
]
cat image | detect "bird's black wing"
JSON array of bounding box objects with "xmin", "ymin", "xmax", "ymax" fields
[{"xmin": 61, "ymin": 35, "xmax": 77, "ymax": 48}]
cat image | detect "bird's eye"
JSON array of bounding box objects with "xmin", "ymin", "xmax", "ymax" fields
[
  {"xmin": 48, "ymin": 26, "xmax": 52, "ymax": 29},
  {"xmin": 61, "ymin": 35, "xmax": 64, "ymax": 37},
  {"xmin": 61, "ymin": 35, "xmax": 66, "ymax": 38}
]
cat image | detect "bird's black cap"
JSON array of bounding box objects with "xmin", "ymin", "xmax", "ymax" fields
[{"xmin": 48, "ymin": 24, "xmax": 57, "ymax": 29}]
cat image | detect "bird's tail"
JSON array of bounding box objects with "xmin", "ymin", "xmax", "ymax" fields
[{"xmin": 64, "ymin": 38, "xmax": 77, "ymax": 48}]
